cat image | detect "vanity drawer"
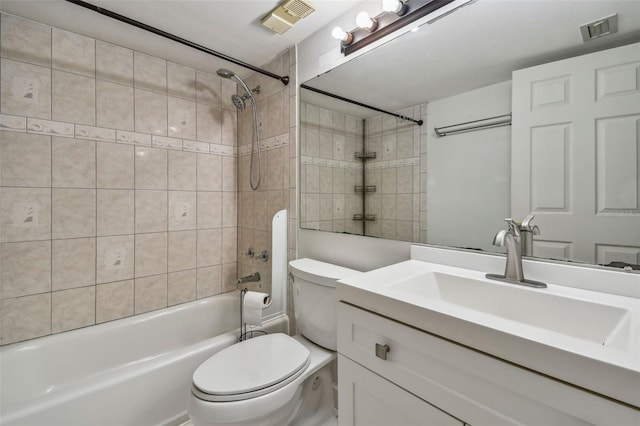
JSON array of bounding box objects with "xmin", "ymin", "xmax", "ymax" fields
[
  {"xmin": 337, "ymin": 302, "xmax": 640, "ymax": 426},
  {"xmin": 338, "ymin": 354, "xmax": 463, "ymax": 426}
]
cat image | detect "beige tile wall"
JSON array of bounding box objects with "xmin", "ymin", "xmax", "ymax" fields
[
  {"xmin": 0, "ymin": 13, "xmax": 241, "ymax": 345},
  {"xmin": 235, "ymin": 48, "xmax": 297, "ymax": 329}
]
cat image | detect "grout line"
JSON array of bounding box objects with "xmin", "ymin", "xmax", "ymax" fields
[
  {"xmin": 48, "ymin": 23, "xmax": 54, "ymax": 336},
  {"xmin": 166, "ymin": 143, "xmax": 170, "ymax": 307},
  {"xmin": 132, "ymin": 143, "xmax": 137, "ymax": 314},
  {"xmin": 93, "ymin": 134, "xmax": 98, "ymax": 327}
]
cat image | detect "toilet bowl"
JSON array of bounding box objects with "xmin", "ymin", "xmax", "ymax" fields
[{"xmin": 187, "ymin": 259, "xmax": 361, "ymax": 426}]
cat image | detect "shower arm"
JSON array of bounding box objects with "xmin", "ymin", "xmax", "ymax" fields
[{"xmin": 65, "ymin": 0, "xmax": 290, "ymax": 86}]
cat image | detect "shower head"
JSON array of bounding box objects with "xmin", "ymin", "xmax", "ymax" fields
[
  {"xmin": 216, "ymin": 68, "xmax": 259, "ymax": 110},
  {"xmin": 217, "ymin": 68, "xmax": 251, "ymax": 94},
  {"xmin": 231, "ymin": 94, "xmax": 246, "ymax": 111},
  {"xmin": 216, "ymin": 69, "xmax": 235, "ymax": 79}
]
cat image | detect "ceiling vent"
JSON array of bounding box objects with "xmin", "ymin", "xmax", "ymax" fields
[
  {"xmin": 261, "ymin": 0, "xmax": 316, "ymax": 34},
  {"xmin": 282, "ymin": 0, "xmax": 316, "ymax": 19},
  {"xmin": 580, "ymin": 14, "xmax": 618, "ymax": 42}
]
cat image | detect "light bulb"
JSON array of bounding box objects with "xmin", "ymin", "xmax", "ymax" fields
[
  {"xmin": 382, "ymin": 0, "xmax": 402, "ymax": 13},
  {"xmin": 332, "ymin": 27, "xmax": 347, "ymax": 41},
  {"xmin": 356, "ymin": 11, "xmax": 377, "ymax": 31},
  {"xmin": 383, "ymin": 0, "xmax": 408, "ymax": 16},
  {"xmin": 331, "ymin": 26, "xmax": 353, "ymax": 44}
]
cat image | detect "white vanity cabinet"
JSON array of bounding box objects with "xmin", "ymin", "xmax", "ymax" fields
[{"xmin": 337, "ymin": 301, "xmax": 640, "ymax": 426}]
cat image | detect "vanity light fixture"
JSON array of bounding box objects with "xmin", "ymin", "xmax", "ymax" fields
[{"xmin": 337, "ymin": 0, "xmax": 460, "ymax": 56}]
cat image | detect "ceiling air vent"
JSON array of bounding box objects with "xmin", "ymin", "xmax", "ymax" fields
[
  {"xmin": 261, "ymin": 0, "xmax": 316, "ymax": 34},
  {"xmin": 580, "ymin": 14, "xmax": 618, "ymax": 42},
  {"xmin": 282, "ymin": 0, "xmax": 315, "ymax": 19}
]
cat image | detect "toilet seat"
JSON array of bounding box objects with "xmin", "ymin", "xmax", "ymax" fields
[{"xmin": 192, "ymin": 333, "xmax": 310, "ymax": 402}]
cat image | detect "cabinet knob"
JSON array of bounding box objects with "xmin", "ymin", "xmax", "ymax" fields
[{"xmin": 375, "ymin": 343, "xmax": 390, "ymax": 360}]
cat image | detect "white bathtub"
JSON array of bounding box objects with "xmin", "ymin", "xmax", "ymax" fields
[{"xmin": 0, "ymin": 291, "xmax": 288, "ymax": 426}]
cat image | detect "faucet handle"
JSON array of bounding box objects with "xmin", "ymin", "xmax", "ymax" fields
[
  {"xmin": 521, "ymin": 215, "xmax": 534, "ymax": 229},
  {"xmin": 520, "ymin": 215, "xmax": 540, "ymax": 235},
  {"xmin": 503, "ymin": 218, "xmax": 521, "ymax": 237}
]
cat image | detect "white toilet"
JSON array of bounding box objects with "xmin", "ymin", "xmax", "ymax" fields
[{"xmin": 187, "ymin": 258, "xmax": 361, "ymax": 426}]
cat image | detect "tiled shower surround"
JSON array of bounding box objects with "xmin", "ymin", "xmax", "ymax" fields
[
  {"xmin": 236, "ymin": 49, "xmax": 298, "ymax": 305},
  {"xmin": 300, "ymin": 102, "xmax": 426, "ymax": 242},
  {"xmin": 0, "ymin": 13, "xmax": 296, "ymax": 344}
]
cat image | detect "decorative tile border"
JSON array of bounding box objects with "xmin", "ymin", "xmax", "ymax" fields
[
  {"xmin": 183, "ymin": 140, "xmax": 209, "ymax": 153},
  {"xmin": 0, "ymin": 114, "xmax": 236, "ymax": 156},
  {"xmin": 116, "ymin": 130, "xmax": 152, "ymax": 146},
  {"xmin": 238, "ymin": 132, "xmax": 290, "ymax": 156},
  {"xmin": 365, "ymin": 157, "xmax": 420, "ymax": 170},
  {"xmin": 209, "ymin": 143, "xmax": 235, "ymax": 156},
  {"xmin": 0, "ymin": 114, "xmax": 26, "ymax": 132},
  {"xmin": 300, "ymin": 155, "xmax": 418, "ymax": 170},
  {"xmin": 75, "ymin": 125, "xmax": 116, "ymax": 142},
  {"xmin": 27, "ymin": 118, "xmax": 74, "ymax": 137},
  {"xmin": 300, "ymin": 155, "xmax": 363, "ymax": 170},
  {"xmin": 152, "ymin": 135, "xmax": 182, "ymax": 150}
]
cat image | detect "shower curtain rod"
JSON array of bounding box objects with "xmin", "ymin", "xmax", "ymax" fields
[
  {"xmin": 301, "ymin": 84, "xmax": 423, "ymax": 126},
  {"xmin": 64, "ymin": 0, "xmax": 289, "ymax": 86}
]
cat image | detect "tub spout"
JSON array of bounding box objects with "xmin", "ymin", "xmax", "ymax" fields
[{"xmin": 236, "ymin": 272, "xmax": 261, "ymax": 285}]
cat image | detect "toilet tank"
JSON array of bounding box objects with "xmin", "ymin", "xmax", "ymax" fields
[{"xmin": 289, "ymin": 259, "xmax": 361, "ymax": 351}]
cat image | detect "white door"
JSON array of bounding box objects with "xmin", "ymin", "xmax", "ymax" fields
[
  {"xmin": 511, "ymin": 42, "xmax": 640, "ymax": 265},
  {"xmin": 338, "ymin": 355, "xmax": 463, "ymax": 426}
]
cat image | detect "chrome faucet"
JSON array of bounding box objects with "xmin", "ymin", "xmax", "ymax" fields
[
  {"xmin": 236, "ymin": 272, "xmax": 261, "ymax": 285},
  {"xmin": 486, "ymin": 218, "xmax": 546, "ymax": 288}
]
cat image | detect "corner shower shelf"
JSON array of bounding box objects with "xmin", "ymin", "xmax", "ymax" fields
[
  {"xmin": 355, "ymin": 151, "xmax": 377, "ymax": 159},
  {"xmin": 355, "ymin": 185, "xmax": 377, "ymax": 193},
  {"xmin": 352, "ymin": 214, "xmax": 377, "ymax": 221}
]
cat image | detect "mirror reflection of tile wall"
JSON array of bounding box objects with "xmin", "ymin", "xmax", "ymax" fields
[
  {"xmin": 300, "ymin": 101, "xmax": 426, "ymax": 242},
  {"xmin": 300, "ymin": 103, "xmax": 364, "ymax": 235}
]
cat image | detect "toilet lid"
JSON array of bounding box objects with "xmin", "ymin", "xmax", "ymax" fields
[{"xmin": 192, "ymin": 333, "xmax": 310, "ymax": 402}]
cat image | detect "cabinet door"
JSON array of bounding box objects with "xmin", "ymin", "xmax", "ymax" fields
[
  {"xmin": 338, "ymin": 355, "xmax": 463, "ymax": 426},
  {"xmin": 511, "ymin": 42, "xmax": 640, "ymax": 264}
]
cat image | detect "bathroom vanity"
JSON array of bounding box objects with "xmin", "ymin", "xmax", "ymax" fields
[{"xmin": 335, "ymin": 246, "xmax": 640, "ymax": 425}]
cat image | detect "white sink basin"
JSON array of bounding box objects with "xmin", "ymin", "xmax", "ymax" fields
[{"xmin": 388, "ymin": 271, "xmax": 631, "ymax": 349}]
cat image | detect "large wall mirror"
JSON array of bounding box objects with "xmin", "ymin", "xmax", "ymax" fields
[{"xmin": 300, "ymin": 0, "xmax": 640, "ymax": 269}]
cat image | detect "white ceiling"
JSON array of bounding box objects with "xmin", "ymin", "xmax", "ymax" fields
[{"xmin": 0, "ymin": 0, "xmax": 365, "ymax": 78}]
